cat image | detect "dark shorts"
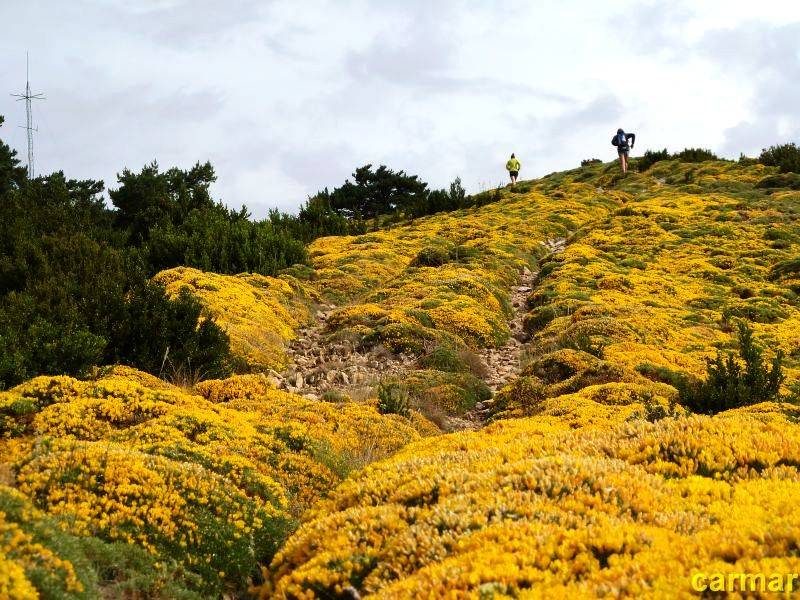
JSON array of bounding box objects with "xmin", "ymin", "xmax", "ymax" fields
[
  {"xmin": 509, "ymin": 170, "xmax": 519, "ymax": 177},
  {"xmin": 618, "ymin": 149, "xmax": 629, "ymax": 157}
]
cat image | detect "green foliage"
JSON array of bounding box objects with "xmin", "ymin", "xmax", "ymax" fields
[
  {"xmin": 673, "ymin": 148, "xmax": 719, "ymax": 162},
  {"xmin": 759, "ymin": 143, "xmax": 800, "ymax": 174},
  {"xmin": 111, "ymin": 163, "xmax": 309, "ymax": 276},
  {"xmin": 770, "ymin": 256, "xmax": 800, "ymax": 280},
  {"xmin": 557, "ymin": 331, "xmax": 606, "ymax": 358},
  {"xmin": 377, "ymin": 381, "xmax": 411, "ymax": 417},
  {"xmin": 636, "ymin": 149, "xmax": 670, "ymax": 172},
  {"xmin": 581, "ymin": 158, "xmax": 602, "ymax": 167},
  {"xmin": 756, "ymin": 172, "xmax": 800, "ymax": 190},
  {"xmin": 328, "ymin": 164, "xmax": 429, "ymax": 219},
  {"xmin": 412, "ymin": 244, "xmax": 453, "ymax": 267},
  {"xmin": 0, "ymin": 119, "xmax": 236, "ymax": 389},
  {"xmin": 679, "ymin": 323, "xmax": 784, "ymax": 415},
  {"xmin": 636, "ymin": 148, "xmax": 720, "ymax": 173},
  {"xmin": 320, "ymin": 389, "xmax": 350, "ymax": 403}
]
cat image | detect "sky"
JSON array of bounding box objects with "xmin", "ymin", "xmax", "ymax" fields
[{"xmin": 1, "ymin": 0, "xmax": 799, "ymax": 216}]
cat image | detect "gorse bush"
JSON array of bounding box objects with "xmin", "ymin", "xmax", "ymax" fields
[
  {"xmin": 679, "ymin": 323, "xmax": 784, "ymax": 415},
  {"xmin": 759, "ymin": 143, "xmax": 800, "ymax": 174}
]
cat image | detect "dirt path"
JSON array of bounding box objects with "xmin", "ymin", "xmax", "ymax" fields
[
  {"xmin": 275, "ymin": 237, "xmax": 568, "ymax": 424},
  {"xmin": 468, "ymin": 237, "xmax": 567, "ymax": 422},
  {"xmin": 274, "ymin": 309, "xmax": 414, "ymax": 400}
]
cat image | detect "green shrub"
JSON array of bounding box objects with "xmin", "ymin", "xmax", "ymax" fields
[
  {"xmin": 635, "ymin": 363, "xmax": 689, "ymax": 389},
  {"xmin": 636, "ymin": 149, "xmax": 671, "ymax": 172},
  {"xmin": 581, "ymin": 158, "xmax": 602, "ymax": 167},
  {"xmin": 523, "ymin": 306, "xmax": 557, "ymax": 333},
  {"xmin": 673, "ymin": 148, "xmax": 719, "ymax": 163},
  {"xmin": 377, "ymin": 381, "xmax": 411, "ymax": 417},
  {"xmin": 678, "ymin": 323, "xmax": 784, "ymax": 415},
  {"xmin": 755, "ymin": 172, "xmax": 800, "ymax": 190},
  {"xmin": 320, "ymin": 390, "xmax": 350, "ymax": 403},
  {"xmin": 557, "ymin": 331, "xmax": 605, "ymax": 358},
  {"xmin": 418, "ymin": 345, "xmax": 464, "ymax": 372},
  {"xmin": 770, "ymin": 257, "xmax": 800, "ymax": 280},
  {"xmin": 412, "ymin": 244, "xmax": 453, "ymax": 267},
  {"xmin": 759, "ymin": 143, "xmax": 800, "ymax": 174}
]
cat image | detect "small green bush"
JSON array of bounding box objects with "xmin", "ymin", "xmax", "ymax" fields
[
  {"xmin": 418, "ymin": 345, "xmax": 464, "ymax": 372},
  {"xmin": 320, "ymin": 390, "xmax": 350, "ymax": 403},
  {"xmin": 678, "ymin": 323, "xmax": 784, "ymax": 415},
  {"xmin": 557, "ymin": 331, "xmax": 605, "ymax": 358},
  {"xmin": 377, "ymin": 381, "xmax": 411, "ymax": 417},
  {"xmin": 412, "ymin": 244, "xmax": 452, "ymax": 267},
  {"xmin": 755, "ymin": 172, "xmax": 800, "ymax": 190},
  {"xmin": 581, "ymin": 158, "xmax": 602, "ymax": 167}
]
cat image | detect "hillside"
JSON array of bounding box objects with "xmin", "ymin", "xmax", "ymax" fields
[{"xmin": 2, "ymin": 157, "xmax": 800, "ymax": 598}]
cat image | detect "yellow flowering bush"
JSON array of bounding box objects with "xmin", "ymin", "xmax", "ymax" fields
[
  {"xmin": 310, "ymin": 183, "xmax": 618, "ymax": 357},
  {"xmin": 154, "ymin": 266, "xmax": 316, "ymax": 370},
  {"xmin": 264, "ymin": 409, "xmax": 800, "ymax": 598},
  {"xmin": 0, "ymin": 368, "xmax": 425, "ymax": 596}
]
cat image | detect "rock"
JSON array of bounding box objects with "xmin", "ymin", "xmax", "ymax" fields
[{"xmin": 295, "ymin": 373, "xmax": 304, "ymax": 389}]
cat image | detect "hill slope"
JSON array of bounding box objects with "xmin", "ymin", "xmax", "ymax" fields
[{"xmin": 2, "ymin": 157, "xmax": 800, "ymax": 598}]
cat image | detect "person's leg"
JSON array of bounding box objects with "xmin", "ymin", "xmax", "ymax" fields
[{"xmin": 620, "ymin": 153, "xmax": 628, "ymax": 173}]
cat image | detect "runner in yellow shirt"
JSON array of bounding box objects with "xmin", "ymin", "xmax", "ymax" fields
[{"xmin": 506, "ymin": 153, "xmax": 521, "ymax": 186}]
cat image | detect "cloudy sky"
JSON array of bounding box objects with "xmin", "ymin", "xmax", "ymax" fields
[{"xmin": 1, "ymin": 1, "xmax": 799, "ymax": 216}]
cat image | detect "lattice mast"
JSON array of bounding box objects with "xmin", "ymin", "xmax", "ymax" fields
[{"xmin": 11, "ymin": 53, "xmax": 45, "ymax": 179}]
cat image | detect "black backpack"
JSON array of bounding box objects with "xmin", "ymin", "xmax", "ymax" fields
[{"xmin": 612, "ymin": 132, "xmax": 627, "ymax": 148}]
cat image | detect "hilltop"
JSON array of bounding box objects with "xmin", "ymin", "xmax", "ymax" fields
[{"xmin": 2, "ymin": 155, "xmax": 800, "ymax": 598}]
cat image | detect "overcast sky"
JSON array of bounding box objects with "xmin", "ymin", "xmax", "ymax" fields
[{"xmin": 1, "ymin": 1, "xmax": 799, "ymax": 216}]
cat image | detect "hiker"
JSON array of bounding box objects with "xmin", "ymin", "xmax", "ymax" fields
[
  {"xmin": 506, "ymin": 153, "xmax": 521, "ymax": 185},
  {"xmin": 612, "ymin": 128, "xmax": 635, "ymax": 173}
]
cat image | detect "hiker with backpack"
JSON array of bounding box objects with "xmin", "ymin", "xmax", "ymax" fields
[
  {"xmin": 506, "ymin": 153, "xmax": 521, "ymax": 185},
  {"xmin": 612, "ymin": 129, "xmax": 636, "ymax": 173}
]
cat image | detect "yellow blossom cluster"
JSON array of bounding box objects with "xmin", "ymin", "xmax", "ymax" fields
[
  {"xmin": 485, "ymin": 160, "xmax": 800, "ymax": 421},
  {"xmin": 0, "ymin": 485, "xmax": 88, "ymax": 598},
  {"xmin": 0, "ymin": 368, "xmax": 426, "ymax": 596},
  {"xmin": 154, "ymin": 266, "xmax": 317, "ymax": 370},
  {"xmin": 311, "ymin": 184, "xmax": 618, "ymax": 356},
  {"xmin": 264, "ymin": 408, "xmax": 800, "ymax": 598}
]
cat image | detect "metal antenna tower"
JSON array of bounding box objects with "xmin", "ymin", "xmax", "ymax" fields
[{"xmin": 11, "ymin": 53, "xmax": 45, "ymax": 179}]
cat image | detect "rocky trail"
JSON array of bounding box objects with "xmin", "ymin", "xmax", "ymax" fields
[
  {"xmin": 477, "ymin": 237, "xmax": 566, "ymax": 392},
  {"xmin": 276, "ymin": 237, "xmax": 568, "ymax": 425}
]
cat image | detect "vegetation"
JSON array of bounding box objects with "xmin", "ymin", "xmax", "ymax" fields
[
  {"xmin": 0, "ymin": 152, "xmax": 236, "ymax": 388},
  {"xmin": 377, "ymin": 381, "xmax": 411, "ymax": 417},
  {"xmin": 679, "ymin": 323, "xmax": 784, "ymax": 414},
  {"xmin": 635, "ymin": 147, "xmax": 719, "ymax": 172},
  {"xmin": 0, "ymin": 115, "xmax": 481, "ymax": 389},
  {"xmin": 0, "ymin": 369, "xmax": 430, "ymax": 596},
  {"xmin": 4, "ymin": 110, "xmax": 800, "ymax": 598},
  {"xmin": 759, "ymin": 142, "xmax": 800, "ymax": 174}
]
